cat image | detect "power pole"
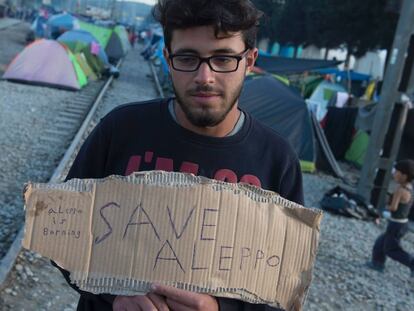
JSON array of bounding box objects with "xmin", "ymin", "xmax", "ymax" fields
[
  {"xmin": 357, "ymin": 0, "xmax": 414, "ymax": 209},
  {"xmin": 111, "ymin": 0, "xmax": 116, "ymax": 21},
  {"xmin": 406, "ymin": 38, "xmax": 414, "ymax": 94}
]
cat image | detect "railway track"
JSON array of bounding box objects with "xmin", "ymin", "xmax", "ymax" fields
[
  {"xmin": 0, "ymin": 59, "xmax": 122, "ymax": 288},
  {"xmin": 0, "ymin": 19, "xmax": 22, "ymax": 32}
]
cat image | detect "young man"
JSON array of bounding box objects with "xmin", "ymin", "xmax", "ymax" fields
[{"xmin": 54, "ymin": 1, "xmax": 304, "ymax": 310}]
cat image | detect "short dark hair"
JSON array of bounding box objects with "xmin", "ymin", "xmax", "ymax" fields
[
  {"xmin": 153, "ymin": 0, "xmax": 263, "ymax": 51},
  {"xmin": 395, "ymin": 159, "xmax": 414, "ymax": 182}
]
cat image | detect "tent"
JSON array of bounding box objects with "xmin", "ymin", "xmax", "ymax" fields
[
  {"xmin": 105, "ymin": 25, "xmax": 131, "ymax": 61},
  {"xmin": 74, "ymin": 53, "xmax": 98, "ymax": 81},
  {"xmin": 239, "ymin": 75, "xmax": 315, "ymax": 171},
  {"xmin": 349, "ymin": 105, "xmax": 414, "ymax": 165},
  {"xmin": 47, "ymin": 13, "xmax": 79, "ymax": 39},
  {"xmin": 78, "ymin": 21, "xmax": 113, "ymax": 48},
  {"xmin": 317, "ymin": 69, "xmax": 371, "ymax": 81},
  {"xmin": 306, "ymin": 80, "xmax": 347, "ymax": 121},
  {"xmin": 30, "ymin": 15, "xmax": 48, "ymax": 38},
  {"xmin": 300, "ymin": 75, "xmax": 325, "ymax": 99},
  {"xmin": 255, "ymin": 52, "xmax": 342, "ymax": 75},
  {"xmin": 317, "ymin": 68, "xmax": 371, "ymax": 97},
  {"xmin": 322, "ymin": 106, "xmax": 359, "ymax": 159},
  {"xmin": 345, "ymin": 130, "xmax": 370, "ymax": 167},
  {"xmin": 239, "ymin": 74, "xmax": 343, "ymax": 177},
  {"xmin": 58, "ymin": 29, "xmax": 110, "ymax": 75},
  {"xmin": 3, "ymin": 39, "xmax": 87, "ymax": 90}
]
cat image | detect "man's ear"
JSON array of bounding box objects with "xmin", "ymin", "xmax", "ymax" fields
[
  {"xmin": 245, "ymin": 48, "xmax": 258, "ymax": 75},
  {"xmin": 163, "ymin": 48, "xmax": 171, "ymax": 67}
]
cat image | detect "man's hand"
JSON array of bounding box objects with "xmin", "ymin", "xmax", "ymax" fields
[
  {"xmin": 151, "ymin": 283, "xmax": 219, "ymax": 311},
  {"xmin": 113, "ymin": 293, "xmax": 169, "ymax": 311}
]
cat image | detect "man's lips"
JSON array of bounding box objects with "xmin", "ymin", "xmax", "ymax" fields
[{"xmin": 190, "ymin": 92, "xmax": 221, "ymax": 97}]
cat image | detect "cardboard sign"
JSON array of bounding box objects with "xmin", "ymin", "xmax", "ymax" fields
[{"xmin": 22, "ymin": 171, "xmax": 322, "ymax": 310}]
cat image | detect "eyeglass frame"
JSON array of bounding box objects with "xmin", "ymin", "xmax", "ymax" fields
[{"xmin": 168, "ymin": 48, "xmax": 251, "ymax": 73}]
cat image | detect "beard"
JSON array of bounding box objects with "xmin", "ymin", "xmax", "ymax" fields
[{"xmin": 172, "ymin": 81, "xmax": 244, "ymax": 128}]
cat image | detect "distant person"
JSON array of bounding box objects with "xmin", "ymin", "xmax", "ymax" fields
[
  {"xmin": 53, "ymin": 0, "xmax": 304, "ymax": 310},
  {"xmin": 368, "ymin": 159, "xmax": 414, "ymax": 276},
  {"xmin": 128, "ymin": 29, "xmax": 137, "ymax": 47}
]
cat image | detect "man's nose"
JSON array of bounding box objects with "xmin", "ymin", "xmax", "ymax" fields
[{"xmin": 194, "ymin": 61, "xmax": 215, "ymax": 84}]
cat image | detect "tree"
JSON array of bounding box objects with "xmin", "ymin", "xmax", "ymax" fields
[
  {"xmin": 252, "ymin": 0, "xmax": 285, "ymax": 47},
  {"xmin": 274, "ymin": 0, "xmax": 307, "ymax": 57},
  {"xmin": 254, "ymin": 0, "xmax": 399, "ymax": 61}
]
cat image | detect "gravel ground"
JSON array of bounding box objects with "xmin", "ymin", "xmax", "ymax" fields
[
  {"xmin": 0, "ymin": 81, "xmax": 74, "ymax": 257},
  {"xmin": 304, "ymin": 173, "xmax": 414, "ymax": 311},
  {"xmin": 0, "ymin": 25, "xmax": 413, "ymax": 310},
  {"xmin": 0, "ymin": 21, "xmax": 28, "ymax": 74}
]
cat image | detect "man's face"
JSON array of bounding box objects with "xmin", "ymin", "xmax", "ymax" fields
[{"xmin": 164, "ymin": 26, "xmax": 257, "ymax": 128}]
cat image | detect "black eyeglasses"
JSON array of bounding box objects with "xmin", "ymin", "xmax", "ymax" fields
[{"xmin": 169, "ymin": 49, "xmax": 250, "ymax": 73}]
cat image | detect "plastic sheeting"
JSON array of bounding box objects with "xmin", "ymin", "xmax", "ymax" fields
[{"xmin": 255, "ymin": 54, "xmax": 341, "ymax": 75}]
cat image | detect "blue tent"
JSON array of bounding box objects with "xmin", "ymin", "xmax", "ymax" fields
[
  {"xmin": 256, "ymin": 51, "xmax": 342, "ymax": 74},
  {"xmin": 58, "ymin": 30, "xmax": 110, "ymax": 65},
  {"xmin": 30, "ymin": 15, "xmax": 48, "ymax": 38},
  {"xmin": 47, "ymin": 13, "xmax": 78, "ymax": 39},
  {"xmin": 317, "ymin": 69, "xmax": 371, "ymax": 81}
]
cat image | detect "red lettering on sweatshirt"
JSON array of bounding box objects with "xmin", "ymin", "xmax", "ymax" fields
[
  {"xmin": 145, "ymin": 151, "xmax": 154, "ymax": 163},
  {"xmin": 214, "ymin": 169, "xmax": 238, "ymax": 183},
  {"xmin": 240, "ymin": 174, "xmax": 261, "ymax": 187},
  {"xmin": 125, "ymin": 156, "xmax": 142, "ymax": 175},
  {"xmin": 180, "ymin": 162, "xmax": 199, "ymax": 175},
  {"xmin": 155, "ymin": 157, "xmax": 174, "ymax": 171},
  {"xmin": 125, "ymin": 154, "xmax": 262, "ymax": 188}
]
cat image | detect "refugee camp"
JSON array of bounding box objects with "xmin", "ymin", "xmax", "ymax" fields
[{"xmin": 0, "ymin": 0, "xmax": 413, "ymax": 310}]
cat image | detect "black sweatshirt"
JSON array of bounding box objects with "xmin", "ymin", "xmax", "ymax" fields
[{"xmin": 54, "ymin": 98, "xmax": 304, "ymax": 311}]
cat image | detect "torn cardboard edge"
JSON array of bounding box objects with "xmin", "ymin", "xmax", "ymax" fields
[
  {"xmin": 23, "ymin": 171, "xmax": 323, "ymax": 310},
  {"xmin": 73, "ymin": 277, "xmax": 281, "ymax": 305}
]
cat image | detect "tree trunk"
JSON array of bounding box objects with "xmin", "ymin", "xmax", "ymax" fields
[
  {"xmin": 324, "ymin": 48, "xmax": 329, "ymax": 60},
  {"xmin": 344, "ymin": 48, "xmax": 352, "ymax": 95},
  {"xmin": 293, "ymin": 46, "xmax": 298, "ymax": 58},
  {"xmin": 383, "ymin": 47, "xmax": 392, "ymax": 77},
  {"xmin": 345, "ymin": 48, "xmax": 352, "ymax": 69}
]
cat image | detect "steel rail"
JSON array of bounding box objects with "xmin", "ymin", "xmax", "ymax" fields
[
  {"xmin": 0, "ymin": 59, "xmax": 122, "ymax": 288},
  {"xmin": 149, "ymin": 61, "xmax": 165, "ymax": 98}
]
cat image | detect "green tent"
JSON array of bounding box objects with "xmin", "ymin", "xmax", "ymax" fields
[
  {"xmin": 301, "ymin": 75, "xmax": 324, "ymax": 99},
  {"xmin": 114, "ymin": 26, "xmax": 131, "ymax": 54},
  {"xmin": 105, "ymin": 25, "xmax": 131, "ymax": 61},
  {"xmin": 345, "ymin": 130, "xmax": 370, "ymax": 167},
  {"xmin": 66, "ymin": 48, "xmax": 88, "ymax": 88},
  {"xmin": 60, "ymin": 40, "xmax": 105, "ymax": 76},
  {"xmin": 78, "ymin": 21, "xmax": 112, "ymax": 48},
  {"xmin": 75, "ymin": 53, "xmax": 98, "ymax": 81},
  {"xmin": 58, "ymin": 29, "xmax": 112, "ymax": 78}
]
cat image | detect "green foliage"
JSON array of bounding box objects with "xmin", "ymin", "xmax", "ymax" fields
[
  {"xmin": 253, "ymin": 0, "xmax": 285, "ymax": 42},
  {"xmin": 253, "ymin": 0, "xmax": 399, "ymax": 57}
]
